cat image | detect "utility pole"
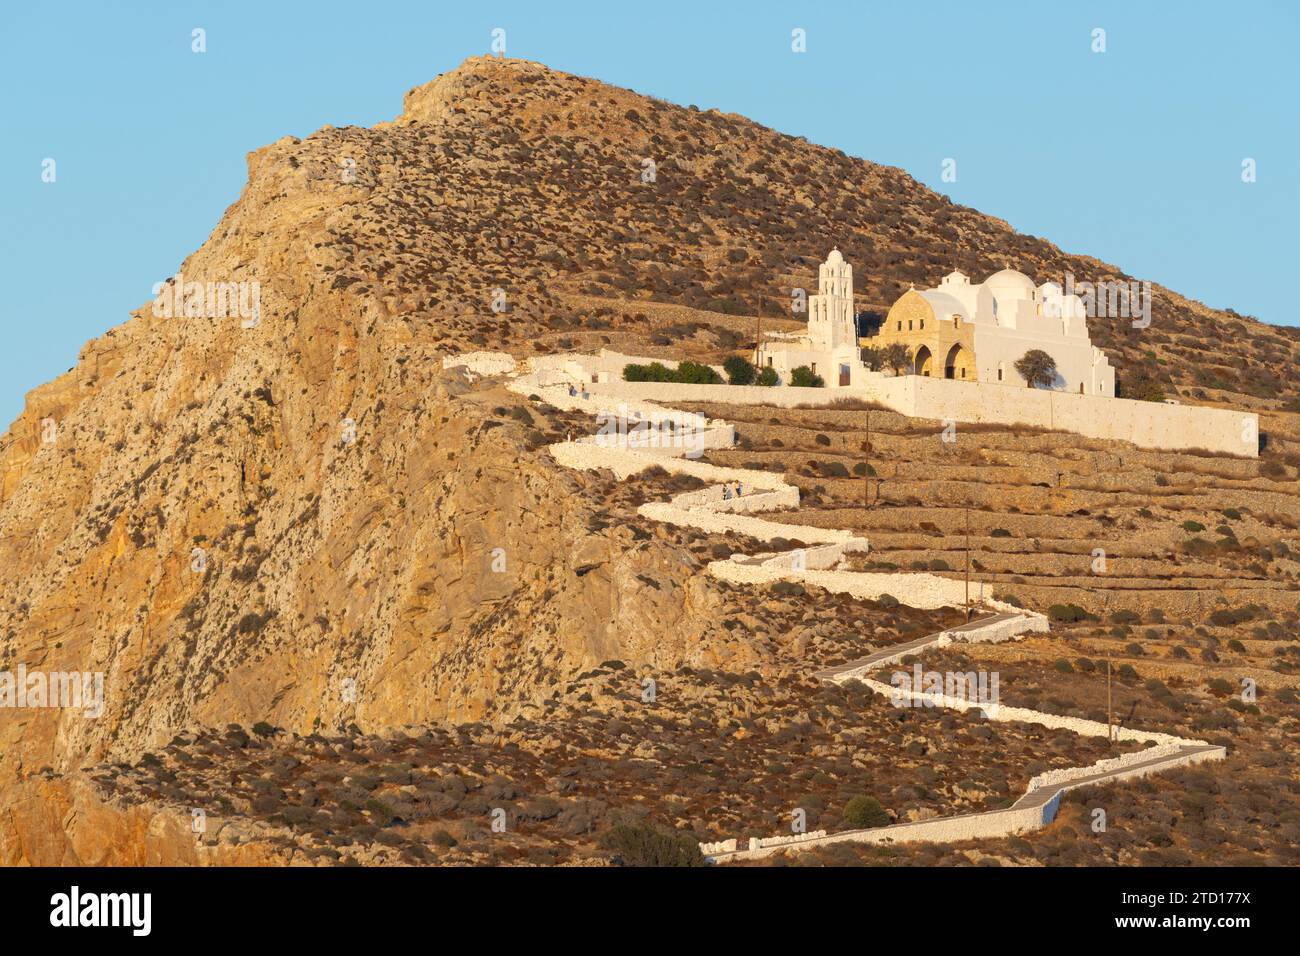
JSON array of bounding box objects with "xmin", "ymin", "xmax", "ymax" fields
[
  {"xmin": 1106, "ymin": 649, "xmax": 1114, "ymax": 745},
  {"xmin": 863, "ymin": 411, "xmax": 871, "ymax": 509},
  {"xmin": 754, "ymin": 299, "xmax": 762, "ymax": 368},
  {"xmin": 964, "ymin": 505, "xmax": 971, "ymax": 621}
]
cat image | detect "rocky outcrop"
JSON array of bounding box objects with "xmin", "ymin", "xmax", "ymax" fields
[{"xmin": 0, "ymin": 775, "xmax": 289, "ymax": 866}]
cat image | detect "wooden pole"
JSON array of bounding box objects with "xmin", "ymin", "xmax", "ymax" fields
[
  {"xmin": 1106, "ymin": 650, "xmax": 1114, "ymax": 745},
  {"xmin": 864, "ymin": 411, "xmax": 871, "ymax": 510},
  {"xmin": 964, "ymin": 505, "xmax": 971, "ymax": 621}
]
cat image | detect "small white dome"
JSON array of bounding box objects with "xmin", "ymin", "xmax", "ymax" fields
[
  {"xmin": 984, "ymin": 268, "xmax": 1036, "ymax": 299},
  {"xmin": 826, "ymin": 248, "xmax": 844, "ymax": 265}
]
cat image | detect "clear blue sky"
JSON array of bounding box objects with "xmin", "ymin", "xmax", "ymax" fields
[{"xmin": 2, "ymin": 0, "xmax": 1295, "ymax": 426}]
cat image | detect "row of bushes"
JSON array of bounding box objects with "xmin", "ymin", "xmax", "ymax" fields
[
  {"xmin": 621, "ymin": 356, "xmax": 824, "ymax": 388},
  {"xmin": 622, "ymin": 360, "xmax": 723, "ymax": 384}
]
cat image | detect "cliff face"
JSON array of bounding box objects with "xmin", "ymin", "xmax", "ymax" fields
[
  {"xmin": 0, "ymin": 58, "xmax": 743, "ymax": 785},
  {"xmin": 1, "ymin": 775, "xmax": 289, "ymax": 866},
  {"xmin": 0, "ymin": 55, "xmax": 1295, "ymax": 862}
]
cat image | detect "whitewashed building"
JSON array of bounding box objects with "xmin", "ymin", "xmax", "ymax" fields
[{"xmin": 874, "ymin": 266, "xmax": 1116, "ymax": 395}]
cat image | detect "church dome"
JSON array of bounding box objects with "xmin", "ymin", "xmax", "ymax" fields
[
  {"xmin": 983, "ymin": 268, "xmax": 1036, "ymax": 300},
  {"xmin": 826, "ymin": 248, "xmax": 845, "ymax": 265}
]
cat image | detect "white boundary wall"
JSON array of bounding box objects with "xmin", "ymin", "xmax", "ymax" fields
[
  {"xmin": 480, "ymin": 353, "xmax": 1232, "ymax": 867},
  {"xmin": 940, "ymin": 613, "xmax": 1050, "ymax": 645},
  {"xmin": 709, "ymin": 562, "xmax": 977, "ymax": 609},
  {"xmin": 708, "ymin": 741, "xmax": 1226, "ymax": 862},
  {"xmin": 847, "ymin": 677, "xmax": 1204, "ymax": 747},
  {"xmin": 578, "ymin": 375, "xmax": 1257, "ymax": 458}
]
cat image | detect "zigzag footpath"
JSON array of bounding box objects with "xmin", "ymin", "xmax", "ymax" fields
[{"xmin": 487, "ymin": 355, "xmax": 1228, "ymax": 864}]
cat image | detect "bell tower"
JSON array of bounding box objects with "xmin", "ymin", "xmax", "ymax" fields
[{"xmin": 809, "ymin": 248, "xmax": 855, "ymax": 350}]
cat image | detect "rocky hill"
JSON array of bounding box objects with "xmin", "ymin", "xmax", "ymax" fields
[{"xmin": 1, "ymin": 56, "xmax": 1297, "ymax": 864}]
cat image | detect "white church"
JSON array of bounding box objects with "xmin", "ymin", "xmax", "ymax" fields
[{"xmin": 759, "ymin": 250, "xmax": 1116, "ymax": 395}]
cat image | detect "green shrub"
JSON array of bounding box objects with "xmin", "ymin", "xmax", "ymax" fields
[
  {"xmin": 1053, "ymin": 659, "xmax": 1074, "ymax": 673},
  {"xmin": 723, "ymin": 355, "xmax": 757, "ymax": 385},
  {"xmin": 622, "ymin": 361, "xmax": 721, "ymax": 384},
  {"xmin": 623, "ymin": 362, "xmax": 669, "ymax": 382},
  {"xmin": 598, "ymin": 820, "xmax": 703, "ymax": 867},
  {"xmin": 1182, "ymin": 520, "xmax": 1206, "ymax": 533},
  {"xmin": 842, "ymin": 795, "xmax": 890, "ymax": 829},
  {"xmin": 1209, "ymin": 606, "xmax": 1258, "ymax": 626},
  {"xmin": 789, "ymin": 365, "xmax": 824, "ymax": 388},
  {"xmin": 675, "ymin": 360, "xmax": 723, "ymax": 384},
  {"xmin": 990, "ymin": 528, "xmax": 1012, "ymax": 538},
  {"xmin": 756, "ymin": 366, "xmax": 779, "ymax": 386},
  {"xmin": 1206, "ymin": 677, "xmax": 1234, "ymax": 698},
  {"xmin": 1049, "ymin": 603, "xmax": 1091, "ymax": 623}
]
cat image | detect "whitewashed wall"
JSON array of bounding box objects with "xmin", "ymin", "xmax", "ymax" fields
[{"xmin": 578, "ymin": 375, "xmax": 1258, "ymax": 458}]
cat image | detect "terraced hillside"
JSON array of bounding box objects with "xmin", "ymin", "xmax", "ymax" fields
[{"xmin": 674, "ymin": 400, "xmax": 1299, "ymax": 624}]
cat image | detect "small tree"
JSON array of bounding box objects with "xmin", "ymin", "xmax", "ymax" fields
[
  {"xmin": 790, "ymin": 365, "xmax": 824, "ymax": 388},
  {"xmin": 842, "ymin": 795, "xmax": 890, "ymax": 828},
  {"xmin": 860, "ymin": 345, "xmax": 884, "ymax": 372},
  {"xmin": 756, "ymin": 366, "xmax": 779, "ymax": 386},
  {"xmin": 1014, "ymin": 349, "xmax": 1057, "ymax": 388},
  {"xmin": 881, "ymin": 343, "xmax": 911, "ymax": 375},
  {"xmin": 723, "ymin": 354, "xmax": 757, "ymax": 385}
]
